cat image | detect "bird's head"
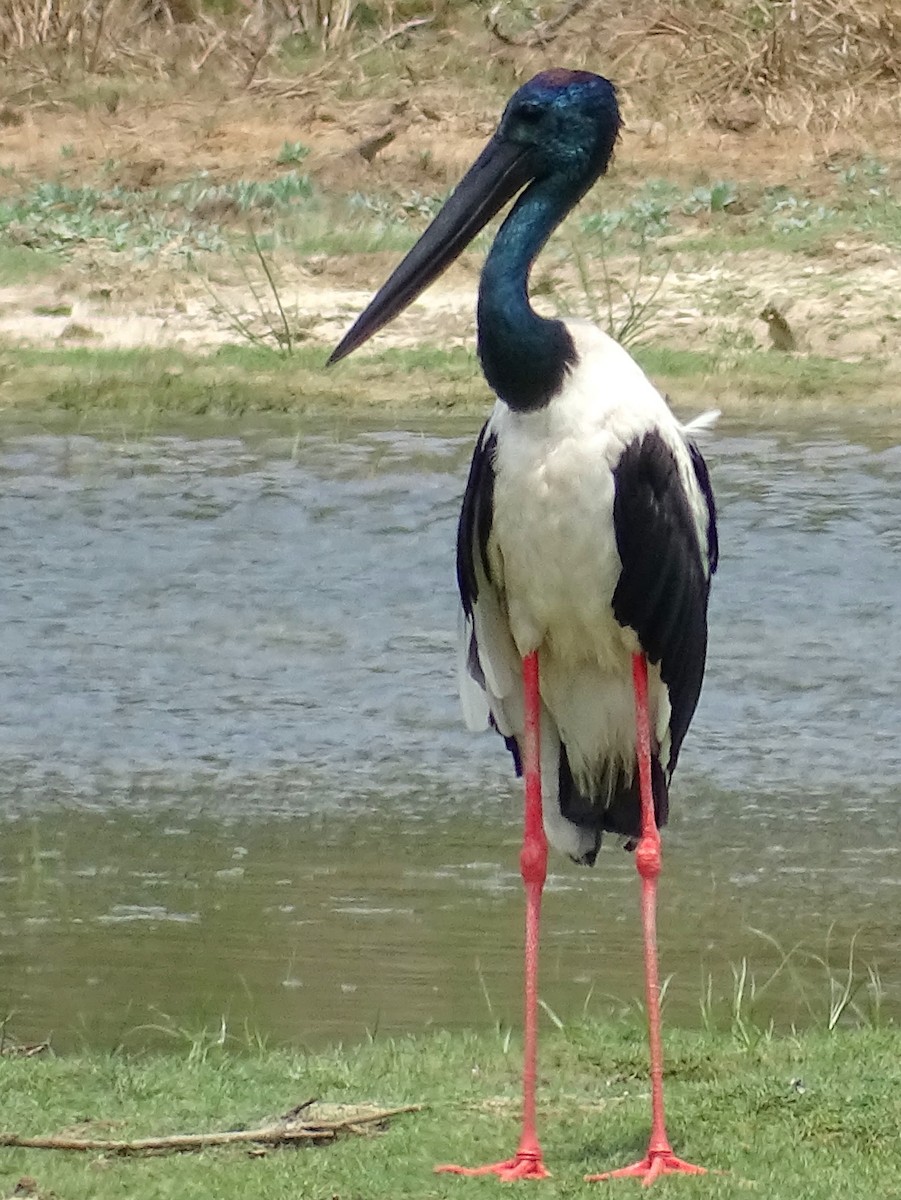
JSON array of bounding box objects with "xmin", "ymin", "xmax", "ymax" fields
[
  {"xmin": 328, "ymin": 69, "xmax": 620, "ymax": 364},
  {"xmin": 495, "ymin": 69, "xmax": 620, "ymax": 193}
]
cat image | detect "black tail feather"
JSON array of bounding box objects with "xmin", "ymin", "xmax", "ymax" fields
[{"xmin": 559, "ymin": 745, "xmax": 669, "ymax": 848}]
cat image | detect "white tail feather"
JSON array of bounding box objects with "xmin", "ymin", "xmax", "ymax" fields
[{"xmin": 683, "ymin": 408, "xmax": 720, "ymax": 435}]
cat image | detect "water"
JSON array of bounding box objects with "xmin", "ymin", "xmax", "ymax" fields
[{"xmin": 1, "ymin": 414, "xmax": 899, "ymax": 1051}]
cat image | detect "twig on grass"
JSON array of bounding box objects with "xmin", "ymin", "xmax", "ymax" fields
[
  {"xmin": 348, "ymin": 16, "xmax": 431, "ymax": 61},
  {"xmin": 0, "ymin": 1042, "xmax": 49, "ymax": 1059},
  {"xmin": 0, "ymin": 1104, "xmax": 422, "ymax": 1156}
]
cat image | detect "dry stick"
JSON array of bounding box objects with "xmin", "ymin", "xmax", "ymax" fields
[
  {"xmin": 348, "ymin": 16, "xmax": 431, "ymax": 61},
  {"xmin": 0, "ymin": 1042, "xmax": 50, "ymax": 1059},
  {"xmin": 191, "ymin": 27, "xmax": 227, "ymax": 74},
  {"xmin": 0, "ymin": 1105, "xmax": 422, "ymax": 1156},
  {"xmin": 241, "ymin": 24, "xmax": 274, "ymax": 90},
  {"xmin": 486, "ymin": 0, "xmax": 591, "ymax": 48},
  {"xmin": 537, "ymin": 0, "xmax": 594, "ymax": 41},
  {"xmin": 85, "ymin": 0, "xmax": 109, "ymax": 73}
]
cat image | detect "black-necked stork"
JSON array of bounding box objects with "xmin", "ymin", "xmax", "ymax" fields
[{"xmin": 329, "ymin": 69, "xmax": 718, "ymax": 1185}]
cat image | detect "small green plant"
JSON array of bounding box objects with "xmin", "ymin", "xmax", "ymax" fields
[
  {"xmin": 762, "ymin": 186, "xmax": 836, "ymax": 233},
  {"xmin": 834, "ymin": 156, "xmax": 888, "ymax": 188},
  {"xmin": 0, "ymin": 170, "xmax": 322, "ymax": 260},
  {"xmin": 807, "ymin": 927, "xmax": 887, "ymax": 1031},
  {"xmin": 682, "ymin": 180, "xmax": 739, "ymax": 214},
  {"xmin": 0, "ymin": 179, "xmax": 228, "ymax": 258},
  {"xmin": 175, "ymin": 170, "xmax": 314, "ymax": 214},
  {"xmin": 627, "ymin": 180, "xmax": 680, "ymax": 239},
  {"xmin": 275, "ymin": 140, "xmax": 310, "ymax": 166},
  {"xmin": 349, "ymin": 188, "xmax": 447, "ymax": 227},
  {"xmin": 398, "ymin": 190, "xmax": 446, "ymax": 221}
]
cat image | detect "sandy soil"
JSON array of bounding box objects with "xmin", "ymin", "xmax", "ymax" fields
[{"xmin": 2, "ymin": 241, "xmax": 897, "ymax": 365}]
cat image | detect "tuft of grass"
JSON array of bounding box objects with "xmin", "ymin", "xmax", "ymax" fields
[
  {"xmin": 199, "ymin": 227, "xmax": 305, "ymax": 356},
  {"xmin": 2, "ymin": 1022, "xmax": 901, "ymax": 1198},
  {"xmin": 698, "ymin": 930, "xmax": 890, "ymax": 1049},
  {"xmin": 0, "ymin": 173, "xmax": 438, "ymax": 263},
  {"xmin": 567, "ymin": 237, "xmax": 671, "ymax": 348},
  {"xmin": 0, "ymin": 180, "xmax": 227, "ymax": 258}
]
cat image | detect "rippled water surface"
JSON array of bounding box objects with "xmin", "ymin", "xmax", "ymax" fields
[{"xmin": 1, "ymin": 414, "xmax": 899, "ymax": 1050}]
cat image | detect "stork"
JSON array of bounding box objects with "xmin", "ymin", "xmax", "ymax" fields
[{"xmin": 329, "ymin": 69, "xmax": 718, "ymax": 1185}]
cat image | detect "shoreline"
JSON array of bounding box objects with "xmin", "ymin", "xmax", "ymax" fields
[{"xmin": 2, "ymin": 340, "xmax": 899, "ymax": 429}]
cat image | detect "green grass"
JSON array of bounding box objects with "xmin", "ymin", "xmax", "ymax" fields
[
  {"xmin": 2, "ymin": 1022, "xmax": 901, "ymax": 1198},
  {"xmin": 0, "ymin": 343, "xmax": 489, "ymax": 424},
  {"xmin": 1, "ymin": 342, "xmax": 897, "ymax": 428},
  {"xmin": 634, "ymin": 344, "xmax": 899, "ymax": 409},
  {"xmin": 260, "ymin": 206, "xmax": 422, "ymax": 256},
  {"xmin": 0, "ymin": 243, "xmax": 62, "ymax": 283}
]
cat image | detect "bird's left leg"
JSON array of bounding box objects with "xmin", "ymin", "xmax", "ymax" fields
[
  {"xmin": 586, "ymin": 652, "xmax": 707, "ymax": 1187},
  {"xmin": 435, "ymin": 649, "xmax": 550, "ymax": 1180}
]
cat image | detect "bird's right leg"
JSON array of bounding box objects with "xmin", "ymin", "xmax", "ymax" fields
[
  {"xmin": 586, "ymin": 652, "xmax": 707, "ymax": 1186},
  {"xmin": 435, "ymin": 649, "xmax": 550, "ymax": 1180}
]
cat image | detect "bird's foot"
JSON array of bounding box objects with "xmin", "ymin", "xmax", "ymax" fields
[
  {"xmin": 586, "ymin": 1148, "xmax": 707, "ymax": 1187},
  {"xmin": 435, "ymin": 1150, "xmax": 550, "ymax": 1181}
]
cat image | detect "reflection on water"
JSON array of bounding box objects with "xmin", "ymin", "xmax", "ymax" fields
[{"xmin": 0, "ymin": 416, "xmax": 899, "ymax": 1050}]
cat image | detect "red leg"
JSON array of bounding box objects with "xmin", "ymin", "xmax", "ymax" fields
[
  {"xmin": 586, "ymin": 653, "xmax": 707, "ymax": 1186},
  {"xmin": 435, "ymin": 650, "xmax": 551, "ymax": 1180}
]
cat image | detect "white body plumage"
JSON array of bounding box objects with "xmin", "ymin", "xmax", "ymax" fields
[{"xmin": 459, "ymin": 321, "xmax": 716, "ymax": 863}]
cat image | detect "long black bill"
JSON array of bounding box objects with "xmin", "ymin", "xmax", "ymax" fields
[{"xmin": 327, "ymin": 135, "xmax": 533, "ymax": 365}]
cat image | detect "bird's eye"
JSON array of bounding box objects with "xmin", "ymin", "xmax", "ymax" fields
[{"xmin": 517, "ymin": 100, "xmax": 544, "ymax": 124}]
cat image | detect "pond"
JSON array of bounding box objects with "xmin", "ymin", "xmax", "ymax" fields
[{"xmin": 0, "ymin": 412, "xmax": 899, "ymax": 1051}]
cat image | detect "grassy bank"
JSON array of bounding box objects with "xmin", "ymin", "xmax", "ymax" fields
[
  {"xmin": 3, "ymin": 342, "xmax": 900, "ymax": 428},
  {"xmin": 2, "ymin": 1022, "xmax": 900, "ymax": 1198}
]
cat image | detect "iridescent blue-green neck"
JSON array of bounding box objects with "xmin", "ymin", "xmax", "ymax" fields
[{"xmin": 477, "ymin": 178, "xmax": 578, "ymax": 413}]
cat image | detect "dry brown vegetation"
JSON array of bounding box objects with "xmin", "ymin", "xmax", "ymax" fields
[
  {"xmin": 2, "ymin": 0, "xmax": 901, "ymax": 130},
  {"xmin": 0, "ymin": 0, "xmax": 424, "ymax": 88},
  {"xmin": 2, "ymin": 0, "xmax": 900, "ymax": 210}
]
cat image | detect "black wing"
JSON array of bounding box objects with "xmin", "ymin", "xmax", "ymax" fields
[
  {"xmin": 689, "ymin": 439, "xmax": 718, "ymax": 574},
  {"xmin": 455, "ymin": 423, "xmax": 522, "ymax": 768},
  {"xmin": 611, "ymin": 429, "xmax": 717, "ymax": 774},
  {"xmin": 456, "ymin": 421, "xmax": 497, "ymax": 619}
]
